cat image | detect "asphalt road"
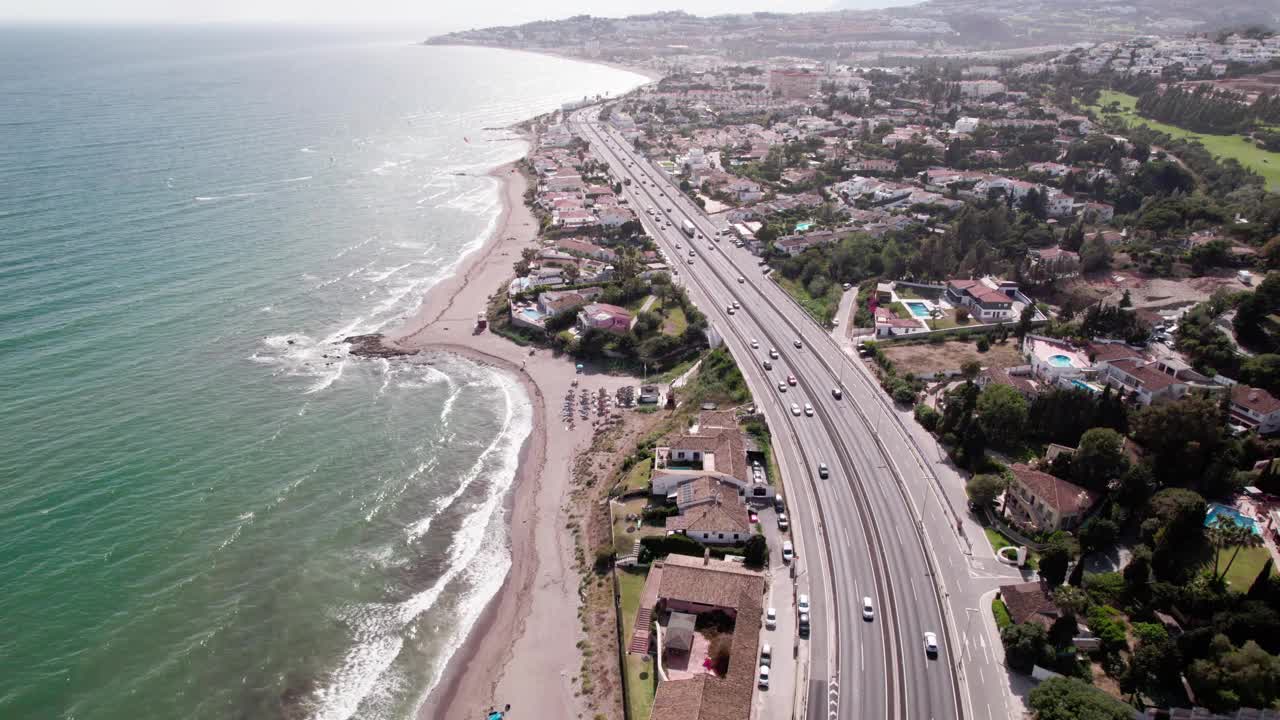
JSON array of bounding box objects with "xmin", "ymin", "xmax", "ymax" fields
[{"xmin": 567, "ymin": 106, "xmax": 1027, "ymax": 719}]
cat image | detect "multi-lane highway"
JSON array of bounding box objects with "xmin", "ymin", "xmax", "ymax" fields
[{"xmin": 569, "ymin": 106, "xmax": 986, "ymax": 719}]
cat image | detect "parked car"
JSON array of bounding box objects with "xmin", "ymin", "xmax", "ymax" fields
[
  {"xmin": 774, "ymin": 494, "xmax": 785, "ymax": 512},
  {"xmin": 760, "ymin": 643, "xmax": 772, "ymax": 667},
  {"xmin": 798, "ymin": 612, "xmax": 810, "ymax": 637},
  {"xmin": 798, "ymin": 594, "xmax": 810, "ymax": 614},
  {"xmin": 924, "ymin": 632, "xmax": 939, "ymax": 658},
  {"xmin": 777, "ymin": 512, "xmax": 789, "ymax": 531},
  {"xmin": 782, "ymin": 541, "xmax": 794, "ymax": 563},
  {"xmin": 765, "ymin": 607, "xmax": 777, "ymax": 629},
  {"xmin": 758, "ymin": 665, "xmax": 770, "ymax": 690}
]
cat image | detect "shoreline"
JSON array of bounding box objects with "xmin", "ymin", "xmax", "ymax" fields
[{"xmin": 364, "ymin": 162, "xmax": 633, "ymax": 720}]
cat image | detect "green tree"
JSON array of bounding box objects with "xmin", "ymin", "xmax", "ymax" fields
[
  {"xmin": 1027, "ymin": 676, "xmax": 1134, "ymax": 720},
  {"xmin": 1249, "ymin": 558, "xmax": 1275, "ymax": 598},
  {"xmin": 1188, "ymin": 636, "xmax": 1280, "ymax": 712},
  {"xmin": 1072, "ymin": 427, "xmax": 1128, "ymax": 492},
  {"xmin": 1053, "ymin": 584, "xmax": 1091, "ymax": 618},
  {"xmin": 1039, "ymin": 535, "xmax": 1078, "ymax": 587},
  {"xmin": 1080, "ymin": 233, "xmax": 1112, "ymax": 273},
  {"xmin": 1132, "ymin": 395, "xmax": 1223, "ymax": 483},
  {"xmin": 966, "ymin": 473, "xmax": 1009, "ymax": 508},
  {"xmin": 1001, "ymin": 622, "xmax": 1054, "ymax": 673},
  {"xmin": 1124, "ymin": 545, "xmax": 1154, "ymax": 595},
  {"xmin": 976, "ymin": 384, "xmax": 1029, "ymax": 447},
  {"xmin": 1209, "ymin": 516, "xmax": 1264, "ymax": 587},
  {"xmin": 1080, "ymin": 518, "xmax": 1120, "ymax": 555},
  {"xmin": 743, "ymin": 534, "xmax": 768, "ymax": 569}
]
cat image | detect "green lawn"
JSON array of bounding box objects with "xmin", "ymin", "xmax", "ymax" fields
[
  {"xmin": 1216, "ymin": 545, "xmax": 1274, "ymax": 592},
  {"xmin": 1088, "ymin": 90, "xmax": 1280, "ymax": 191},
  {"xmin": 617, "ymin": 569, "xmax": 656, "ymax": 720},
  {"xmin": 613, "ymin": 497, "xmax": 661, "ymax": 555},
  {"xmin": 620, "ymin": 461, "xmax": 652, "ymax": 494},
  {"xmin": 887, "ymin": 301, "xmax": 913, "ymax": 320},
  {"xmin": 926, "ymin": 310, "xmax": 967, "ymax": 331},
  {"xmin": 984, "ymin": 526, "xmax": 1039, "ymax": 569},
  {"xmin": 662, "ymin": 305, "xmax": 688, "ymax": 336}
]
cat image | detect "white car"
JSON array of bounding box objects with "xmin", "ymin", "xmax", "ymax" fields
[
  {"xmin": 793, "ymin": 340, "xmax": 803, "ymax": 349},
  {"xmin": 769, "ymin": 348, "xmax": 779, "ymax": 359},
  {"xmin": 738, "ymin": 275, "xmax": 745, "ymax": 283},
  {"xmin": 765, "ymin": 607, "xmax": 777, "ymax": 629},
  {"xmin": 804, "ymin": 403, "xmax": 814, "ymax": 417},
  {"xmin": 798, "ymin": 594, "xmax": 810, "ymax": 614},
  {"xmin": 777, "ymin": 512, "xmax": 789, "ymax": 531},
  {"xmin": 750, "ymin": 339, "xmax": 759, "ymax": 349},
  {"xmin": 863, "ymin": 597, "xmax": 874, "ymax": 621},
  {"xmin": 760, "ymin": 643, "xmax": 772, "ymax": 667},
  {"xmin": 732, "ymin": 301, "xmax": 740, "ymax": 309},
  {"xmin": 758, "ymin": 664, "xmax": 770, "ymax": 690},
  {"xmin": 777, "ymin": 382, "xmax": 787, "ymax": 393},
  {"xmin": 924, "ymin": 632, "xmax": 939, "ymax": 658},
  {"xmin": 791, "ymin": 403, "xmax": 802, "ymax": 416},
  {"xmin": 782, "ymin": 541, "xmax": 794, "ymax": 563}
]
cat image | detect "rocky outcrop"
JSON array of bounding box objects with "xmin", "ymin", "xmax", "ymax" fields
[{"xmin": 343, "ymin": 334, "xmax": 415, "ymax": 359}]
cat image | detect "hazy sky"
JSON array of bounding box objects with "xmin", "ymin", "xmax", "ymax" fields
[{"xmin": 0, "ymin": 0, "xmax": 854, "ymax": 32}]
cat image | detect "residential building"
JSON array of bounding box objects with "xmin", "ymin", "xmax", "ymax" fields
[
  {"xmin": 945, "ymin": 278, "xmax": 1015, "ymax": 322},
  {"xmin": 1006, "ymin": 463, "xmax": 1100, "ymax": 531},
  {"xmin": 665, "ymin": 477, "xmax": 752, "ymax": 545},
  {"xmin": 1096, "ymin": 354, "xmax": 1217, "ymax": 406},
  {"xmin": 768, "ymin": 69, "xmax": 820, "ymax": 99},
  {"xmin": 998, "ymin": 581, "xmax": 1061, "ymax": 631},
  {"xmin": 651, "ymin": 411, "xmax": 773, "ymax": 502},
  {"xmin": 1229, "ymin": 384, "xmax": 1280, "ymax": 435},
  {"xmin": 576, "ymin": 303, "xmax": 634, "ymax": 335},
  {"xmin": 631, "ymin": 555, "xmax": 765, "ymax": 720}
]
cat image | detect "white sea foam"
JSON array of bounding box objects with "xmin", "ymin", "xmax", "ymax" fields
[{"xmin": 304, "ymin": 370, "xmax": 531, "ymax": 720}]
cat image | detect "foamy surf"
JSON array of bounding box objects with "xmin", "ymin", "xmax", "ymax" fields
[{"xmin": 303, "ymin": 368, "xmax": 532, "ymax": 720}]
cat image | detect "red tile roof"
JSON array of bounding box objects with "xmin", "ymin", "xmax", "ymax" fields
[
  {"xmin": 1232, "ymin": 384, "xmax": 1280, "ymax": 416},
  {"xmin": 1010, "ymin": 463, "xmax": 1100, "ymax": 516}
]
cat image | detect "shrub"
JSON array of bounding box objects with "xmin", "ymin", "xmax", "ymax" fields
[
  {"xmin": 640, "ymin": 533, "xmax": 705, "ymax": 561},
  {"xmin": 743, "ymin": 534, "xmax": 768, "ymax": 568},
  {"xmin": 993, "ymin": 598, "xmax": 1013, "ymax": 630},
  {"xmin": 977, "ymin": 336, "xmax": 991, "ymax": 352},
  {"xmin": 914, "ymin": 403, "xmax": 940, "ymax": 431},
  {"xmin": 892, "ymin": 381, "xmax": 917, "ymax": 405}
]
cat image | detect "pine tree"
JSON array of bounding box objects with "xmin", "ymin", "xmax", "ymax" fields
[{"xmin": 1248, "ymin": 558, "xmax": 1274, "ymax": 598}]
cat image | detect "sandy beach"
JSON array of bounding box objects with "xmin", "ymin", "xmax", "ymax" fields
[{"xmin": 368, "ymin": 162, "xmax": 632, "ymax": 720}]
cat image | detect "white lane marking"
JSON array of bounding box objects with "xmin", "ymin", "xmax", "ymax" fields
[{"xmin": 861, "ymin": 642, "xmax": 865, "ymax": 671}]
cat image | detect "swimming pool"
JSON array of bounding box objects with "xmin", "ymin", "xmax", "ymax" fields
[
  {"xmin": 794, "ymin": 221, "xmax": 813, "ymax": 232},
  {"xmin": 1206, "ymin": 502, "xmax": 1261, "ymax": 535},
  {"xmin": 1070, "ymin": 379, "xmax": 1100, "ymax": 393},
  {"xmin": 904, "ymin": 301, "xmax": 931, "ymax": 318},
  {"xmin": 1048, "ymin": 354, "xmax": 1074, "ymax": 368},
  {"xmin": 519, "ymin": 308, "xmax": 544, "ymax": 323}
]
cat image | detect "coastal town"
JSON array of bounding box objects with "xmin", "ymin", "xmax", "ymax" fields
[{"xmin": 400, "ymin": 12, "xmax": 1280, "ymax": 720}]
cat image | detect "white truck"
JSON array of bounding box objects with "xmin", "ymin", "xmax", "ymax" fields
[{"xmin": 681, "ymin": 219, "xmax": 695, "ymax": 237}]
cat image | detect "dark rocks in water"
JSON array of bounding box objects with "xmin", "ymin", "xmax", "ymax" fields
[
  {"xmin": 342, "ymin": 333, "xmax": 413, "ymax": 359},
  {"xmin": 286, "ymin": 340, "xmax": 295, "ymax": 345}
]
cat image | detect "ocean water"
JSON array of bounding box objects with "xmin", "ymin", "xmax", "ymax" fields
[{"xmin": 0, "ymin": 25, "xmax": 646, "ymax": 720}]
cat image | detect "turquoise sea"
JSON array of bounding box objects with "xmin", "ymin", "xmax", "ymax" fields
[{"xmin": 0, "ymin": 25, "xmax": 646, "ymax": 720}]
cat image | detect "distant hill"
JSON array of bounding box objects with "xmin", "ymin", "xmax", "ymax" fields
[{"xmin": 426, "ymin": 1, "xmax": 1279, "ymax": 61}]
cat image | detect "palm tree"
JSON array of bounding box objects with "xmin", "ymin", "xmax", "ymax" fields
[{"xmin": 1208, "ymin": 516, "xmax": 1263, "ymax": 586}]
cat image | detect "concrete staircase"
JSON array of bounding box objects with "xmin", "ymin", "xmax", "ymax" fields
[{"xmin": 628, "ymin": 607, "xmax": 653, "ymax": 655}]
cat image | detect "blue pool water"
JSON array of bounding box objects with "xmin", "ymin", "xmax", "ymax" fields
[
  {"xmin": 1048, "ymin": 354, "xmax": 1074, "ymax": 367},
  {"xmin": 1070, "ymin": 379, "xmax": 1099, "ymax": 393},
  {"xmin": 1206, "ymin": 503, "xmax": 1262, "ymax": 535},
  {"xmin": 904, "ymin": 301, "xmax": 931, "ymax": 317},
  {"xmin": 520, "ymin": 308, "xmax": 544, "ymax": 322},
  {"xmin": 794, "ymin": 221, "xmax": 813, "ymax": 232}
]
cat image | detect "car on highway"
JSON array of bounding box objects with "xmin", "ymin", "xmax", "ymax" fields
[
  {"xmin": 750, "ymin": 339, "xmax": 759, "ymax": 349},
  {"xmin": 832, "ymin": 387, "xmax": 843, "ymax": 400},
  {"xmin": 843, "ymin": 282, "xmax": 852, "ymax": 291},
  {"xmin": 769, "ymin": 348, "xmax": 779, "ymax": 359},
  {"xmin": 863, "ymin": 597, "xmax": 874, "ymax": 621},
  {"xmin": 763, "ymin": 360, "xmax": 772, "ymax": 370},
  {"xmin": 793, "ymin": 340, "xmax": 803, "ymax": 349},
  {"xmin": 732, "ymin": 301, "xmax": 740, "ymax": 309},
  {"xmin": 765, "ymin": 607, "xmax": 777, "ymax": 629},
  {"xmin": 790, "ymin": 403, "xmax": 801, "ymax": 416},
  {"xmin": 738, "ymin": 275, "xmax": 745, "ymax": 283},
  {"xmin": 798, "ymin": 594, "xmax": 810, "ymax": 615},
  {"xmin": 804, "ymin": 403, "xmax": 814, "ymax": 417},
  {"xmin": 777, "ymin": 512, "xmax": 788, "ymax": 531},
  {"xmin": 687, "ymin": 249, "xmax": 695, "ymax": 257},
  {"xmin": 818, "ymin": 462, "xmax": 829, "ymax": 479},
  {"xmin": 777, "ymin": 382, "xmax": 786, "ymax": 393},
  {"xmin": 782, "ymin": 541, "xmax": 794, "ymax": 563},
  {"xmin": 924, "ymin": 632, "xmax": 939, "ymax": 658},
  {"xmin": 786, "ymin": 375, "xmax": 797, "ymax": 386},
  {"xmin": 727, "ymin": 306, "xmax": 736, "ymax": 315},
  {"xmin": 687, "ymin": 258, "xmax": 694, "ymax": 265},
  {"xmin": 758, "ymin": 665, "xmax": 770, "ymax": 690}
]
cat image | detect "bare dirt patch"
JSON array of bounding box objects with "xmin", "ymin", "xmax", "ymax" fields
[{"xmin": 879, "ymin": 338, "xmax": 1024, "ymax": 377}]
